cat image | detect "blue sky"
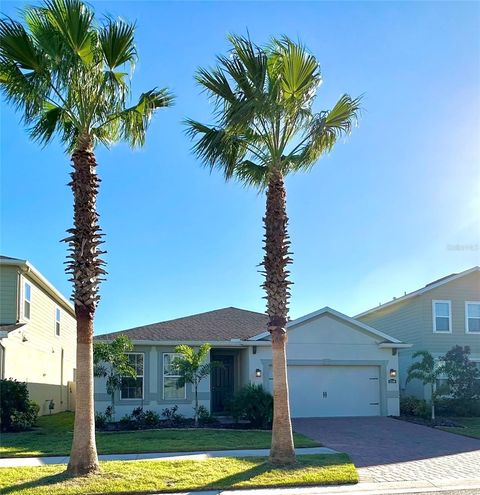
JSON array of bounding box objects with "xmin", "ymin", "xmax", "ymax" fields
[{"xmin": 1, "ymin": 1, "xmax": 479, "ymax": 334}]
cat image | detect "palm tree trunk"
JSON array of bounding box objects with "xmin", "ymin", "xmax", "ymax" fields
[
  {"xmin": 65, "ymin": 136, "xmax": 105, "ymax": 475},
  {"xmin": 262, "ymin": 168, "xmax": 295, "ymax": 466}
]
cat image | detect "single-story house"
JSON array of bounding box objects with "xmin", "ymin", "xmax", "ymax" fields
[{"xmin": 95, "ymin": 306, "xmax": 410, "ymax": 418}]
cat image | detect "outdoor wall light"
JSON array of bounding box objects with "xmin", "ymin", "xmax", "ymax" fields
[
  {"xmin": 255, "ymin": 368, "xmax": 262, "ymax": 378},
  {"xmin": 390, "ymin": 368, "xmax": 397, "ymax": 378}
]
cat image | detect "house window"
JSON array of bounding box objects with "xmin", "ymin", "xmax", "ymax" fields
[
  {"xmin": 55, "ymin": 307, "xmax": 61, "ymax": 336},
  {"xmin": 163, "ymin": 353, "xmax": 185, "ymax": 400},
  {"xmin": 24, "ymin": 282, "xmax": 31, "ymax": 319},
  {"xmin": 120, "ymin": 353, "xmax": 144, "ymax": 400},
  {"xmin": 432, "ymin": 300, "xmax": 451, "ymax": 333},
  {"xmin": 465, "ymin": 302, "xmax": 480, "ymax": 333}
]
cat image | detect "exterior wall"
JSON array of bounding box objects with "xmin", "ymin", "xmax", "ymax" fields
[
  {"xmin": 1, "ymin": 273, "xmax": 76, "ymax": 415},
  {"xmin": 0, "ymin": 265, "xmax": 18, "ymax": 324},
  {"xmin": 94, "ymin": 345, "xmax": 211, "ymax": 419},
  {"xmin": 248, "ymin": 314, "xmax": 400, "ymax": 416},
  {"xmin": 359, "ymin": 271, "xmax": 480, "ymax": 399}
]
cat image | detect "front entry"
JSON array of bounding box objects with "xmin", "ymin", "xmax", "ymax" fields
[{"xmin": 211, "ymin": 354, "xmax": 234, "ymax": 414}]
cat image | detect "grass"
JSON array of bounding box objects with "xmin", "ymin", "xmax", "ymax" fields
[
  {"xmin": 0, "ymin": 412, "xmax": 319, "ymax": 458},
  {"xmin": 439, "ymin": 417, "xmax": 480, "ymax": 439},
  {"xmin": 0, "ymin": 454, "xmax": 357, "ymax": 494}
]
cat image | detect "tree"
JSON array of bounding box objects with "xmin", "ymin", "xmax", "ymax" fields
[
  {"xmin": 0, "ymin": 0, "xmax": 173, "ymax": 475},
  {"xmin": 172, "ymin": 344, "xmax": 220, "ymax": 427},
  {"xmin": 93, "ymin": 336, "xmax": 137, "ymax": 419},
  {"xmin": 406, "ymin": 350, "xmax": 445, "ymax": 420},
  {"xmin": 442, "ymin": 345, "xmax": 480, "ymax": 401},
  {"xmin": 186, "ymin": 35, "xmax": 360, "ymax": 464}
]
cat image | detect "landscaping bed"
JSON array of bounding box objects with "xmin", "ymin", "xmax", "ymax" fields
[
  {"xmin": 393, "ymin": 415, "xmax": 465, "ymax": 428},
  {"xmin": 0, "ymin": 412, "xmax": 319, "ymax": 458},
  {"xmin": 0, "ymin": 454, "xmax": 357, "ymax": 494}
]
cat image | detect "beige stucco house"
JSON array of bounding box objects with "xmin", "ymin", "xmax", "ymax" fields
[
  {"xmin": 0, "ymin": 255, "xmax": 76, "ymax": 415},
  {"xmin": 357, "ymin": 266, "xmax": 480, "ymax": 400},
  {"xmin": 95, "ymin": 306, "xmax": 408, "ymax": 419}
]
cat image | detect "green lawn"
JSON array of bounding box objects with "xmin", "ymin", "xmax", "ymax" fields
[
  {"xmin": 0, "ymin": 454, "xmax": 357, "ymax": 495},
  {"xmin": 0, "ymin": 413, "xmax": 319, "ymax": 458},
  {"xmin": 439, "ymin": 417, "xmax": 480, "ymax": 439}
]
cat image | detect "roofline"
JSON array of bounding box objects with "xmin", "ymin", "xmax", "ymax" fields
[
  {"xmin": 93, "ymin": 338, "xmax": 271, "ymax": 347},
  {"xmin": 0, "ymin": 257, "xmax": 75, "ymax": 316},
  {"xmin": 355, "ymin": 266, "xmax": 480, "ymax": 318},
  {"xmin": 249, "ymin": 306, "xmax": 402, "ymax": 344}
]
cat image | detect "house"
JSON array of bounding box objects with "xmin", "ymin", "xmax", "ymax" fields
[
  {"xmin": 95, "ymin": 306, "xmax": 408, "ymax": 418},
  {"xmin": 0, "ymin": 255, "xmax": 77, "ymax": 415},
  {"xmin": 356, "ymin": 266, "xmax": 480, "ymax": 400}
]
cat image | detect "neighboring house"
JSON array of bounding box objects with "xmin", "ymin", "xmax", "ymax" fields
[
  {"xmin": 0, "ymin": 255, "xmax": 76, "ymax": 415},
  {"xmin": 357, "ymin": 266, "xmax": 480, "ymax": 400},
  {"xmin": 95, "ymin": 306, "xmax": 408, "ymax": 418}
]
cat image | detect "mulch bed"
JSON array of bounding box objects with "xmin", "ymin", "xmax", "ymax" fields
[{"xmin": 392, "ymin": 415, "xmax": 465, "ymax": 428}]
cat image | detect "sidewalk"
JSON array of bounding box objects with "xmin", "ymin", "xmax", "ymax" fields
[{"xmin": 0, "ymin": 446, "xmax": 337, "ymax": 467}]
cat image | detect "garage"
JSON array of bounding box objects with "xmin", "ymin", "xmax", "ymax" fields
[
  {"xmin": 253, "ymin": 307, "xmax": 409, "ymax": 417},
  {"xmin": 287, "ymin": 365, "xmax": 381, "ymax": 418}
]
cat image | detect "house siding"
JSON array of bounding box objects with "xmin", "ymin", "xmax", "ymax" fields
[
  {"xmin": 1, "ymin": 272, "xmax": 76, "ymax": 415},
  {"xmin": 0, "ymin": 265, "xmax": 18, "ymax": 324},
  {"xmin": 359, "ymin": 271, "xmax": 480, "ymax": 398}
]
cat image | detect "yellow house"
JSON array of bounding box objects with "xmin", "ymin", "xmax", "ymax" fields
[{"xmin": 0, "ymin": 255, "xmax": 76, "ymax": 415}]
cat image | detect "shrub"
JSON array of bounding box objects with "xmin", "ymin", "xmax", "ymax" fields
[
  {"xmin": 143, "ymin": 410, "xmax": 161, "ymax": 427},
  {"xmin": 161, "ymin": 405, "xmax": 185, "ymax": 427},
  {"xmin": 435, "ymin": 398, "xmax": 480, "ymax": 417},
  {"xmin": 441, "ymin": 346, "xmax": 480, "ymax": 401},
  {"xmin": 229, "ymin": 384, "xmax": 273, "ymax": 428},
  {"xmin": 0, "ymin": 379, "xmax": 39, "ymax": 431},
  {"xmin": 400, "ymin": 395, "xmax": 429, "ymax": 418},
  {"xmin": 95, "ymin": 411, "xmax": 108, "ymax": 430},
  {"xmin": 197, "ymin": 405, "xmax": 216, "ymax": 425}
]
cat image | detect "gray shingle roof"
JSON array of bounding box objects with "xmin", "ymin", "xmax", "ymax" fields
[{"xmin": 95, "ymin": 307, "xmax": 268, "ymax": 342}]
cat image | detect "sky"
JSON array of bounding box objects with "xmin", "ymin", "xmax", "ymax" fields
[{"xmin": 1, "ymin": 1, "xmax": 479, "ymax": 335}]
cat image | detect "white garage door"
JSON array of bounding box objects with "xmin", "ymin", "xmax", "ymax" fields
[{"xmin": 286, "ymin": 365, "xmax": 381, "ymax": 418}]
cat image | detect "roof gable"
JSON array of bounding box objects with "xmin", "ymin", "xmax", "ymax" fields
[{"xmin": 250, "ymin": 306, "xmax": 402, "ymax": 344}]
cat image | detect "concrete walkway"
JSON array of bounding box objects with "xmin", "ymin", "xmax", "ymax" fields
[{"xmin": 0, "ymin": 446, "xmax": 336, "ymax": 468}]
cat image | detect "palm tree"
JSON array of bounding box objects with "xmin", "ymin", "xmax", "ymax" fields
[
  {"xmin": 406, "ymin": 350, "xmax": 444, "ymax": 420},
  {"xmin": 0, "ymin": 0, "xmax": 172, "ymax": 475},
  {"xmin": 186, "ymin": 35, "xmax": 360, "ymax": 465},
  {"xmin": 172, "ymin": 344, "xmax": 220, "ymax": 427}
]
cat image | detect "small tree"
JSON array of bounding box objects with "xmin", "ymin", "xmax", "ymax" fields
[
  {"xmin": 94, "ymin": 336, "xmax": 137, "ymax": 419},
  {"xmin": 406, "ymin": 350, "xmax": 445, "ymax": 420},
  {"xmin": 172, "ymin": 344, "xmax": 221, "ymax": 427},
  {"xmin": 442, "ymin": 345, "xmax": 480, "ymax": 401}
]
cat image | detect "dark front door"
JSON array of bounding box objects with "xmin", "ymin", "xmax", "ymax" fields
[{"xmin": 211, "ymin": 355, "xmax": 234, "ymax": 414}]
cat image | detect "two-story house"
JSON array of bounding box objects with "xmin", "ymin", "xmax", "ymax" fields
[
  {"xmin": 356, "ymin": 266, "xmax": 480, "ymax": 400},
  {"xmin": 0, "ymin": 255, "xmax": 77, "ymax": 415}
]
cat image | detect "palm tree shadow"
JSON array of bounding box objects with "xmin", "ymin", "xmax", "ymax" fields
[
  {"xmin": 2, "ymin": 471, "xmax": 74, "ymax": 495},
  {"xmin": 200, "ymin": 459, "xmax": 291, "ymax": 491}
]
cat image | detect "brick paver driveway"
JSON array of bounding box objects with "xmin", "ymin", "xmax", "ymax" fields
[{"xmin": 293, "ymin": 417, "xmax": 480, "ymax": 483}]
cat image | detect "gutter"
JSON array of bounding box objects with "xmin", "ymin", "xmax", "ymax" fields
[{"xmin": 94, "ymin": 338, "xmax": 272, "ymax": 347}]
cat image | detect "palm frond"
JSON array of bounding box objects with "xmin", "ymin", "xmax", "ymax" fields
[
  {"xmin": 43, "ymin": 0, "xmax": 95, "ymax": 64},
  {"xmin": 99, "ymin": 17, "xmax": 136, "ymax": 70}
]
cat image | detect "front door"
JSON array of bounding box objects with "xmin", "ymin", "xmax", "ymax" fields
[{"xmin": 211, "ymin": 355, "xmax": 234, "ymax": 414}]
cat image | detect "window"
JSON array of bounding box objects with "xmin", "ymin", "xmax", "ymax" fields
[
  {"xmin": 465, "ymin": 302, "xmax": 480, "ymax": 333},
  {"xmin": 23, "ymin": 282, "xmax": 31, "ymax": 319},
  {"xmin": 120, "ymin": 353, "xmax": 144, "ymax": 400},
  {"xmin": 432, "ymin": 300, "xmax": 451, "ymax": 333},
  {"xmin": 55, "ymin": 307, "xmax": 61, "ymax": 336},
  {"xmin": 163, "ymin": 353, "xmax": 185, "ymax": 400}
]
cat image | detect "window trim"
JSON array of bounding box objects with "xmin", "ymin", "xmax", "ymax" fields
[
  {"xmin": 120, "ymin": 352, "xmax": 144, "ymax": 401},
  {"xmin": 432, "ymin": 300, "xmax": 452, "ymax": 333},
  {"xmin": 23, "ymin": 280, "xmax": 31, "ymax": 320},
  {"xmin": 162, "ymin": 352, "xmax": 186, "ymax": 400},
  {"xmin": 55, "ymin": 307, "xmax": 61, "ymax": 337},
  {"xmin": 465, "ymin": 301, "xmax": 480, "ymax": 334}
]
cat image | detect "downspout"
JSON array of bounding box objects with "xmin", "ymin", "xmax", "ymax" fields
[{"xmin": 0, "ymin": 342, "xmax": 4, "ymax": 379}]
